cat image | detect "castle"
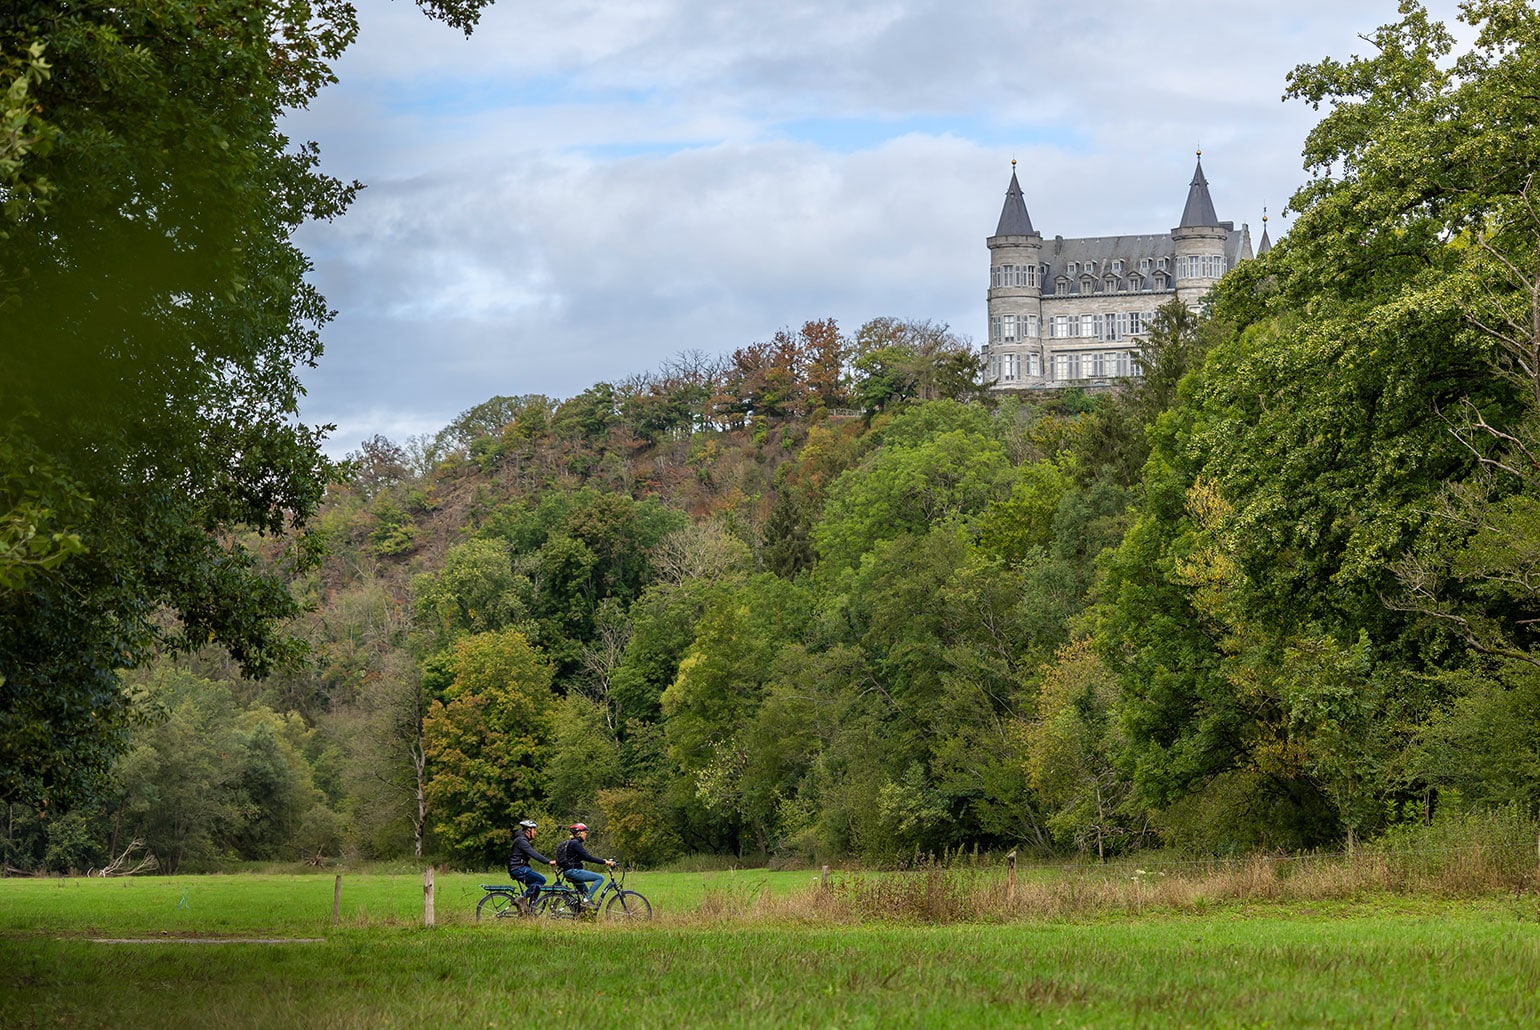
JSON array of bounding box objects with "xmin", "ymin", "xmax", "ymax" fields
[{"xmin": 983, "ymin": 153, "xmax": 1268, "ymax": 389}]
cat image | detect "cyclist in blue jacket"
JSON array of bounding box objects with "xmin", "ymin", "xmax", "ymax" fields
[{"xmin": 507, "ymin": 819, "xmax": 558, "ymax": 912}]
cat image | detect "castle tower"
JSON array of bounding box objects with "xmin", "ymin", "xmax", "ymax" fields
[
  {"xmin": 985, "ymin": 161, "xmax": 1044, "ymax": 384},
  {"xmin": 1170, "ymin": 153, "xmax": 1230, "ymax": 305}
]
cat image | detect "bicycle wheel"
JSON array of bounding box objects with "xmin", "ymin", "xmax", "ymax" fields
[
  {"xmin": 603, "ymin": 889, "xmax": 652, "ymax": 921},
  {"xmin": 476, "ymin": 891, "xmax": 518, "ymax": 920}
]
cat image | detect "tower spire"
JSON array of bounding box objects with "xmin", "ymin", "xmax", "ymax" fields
[
  {"xmin": 1258, "ymin": 205, "xmax": 1272, "ymax": 256},
  {"xmin": 993, "ymin": 160, "xmax": 1035, "ymax": 236},
  {"xmin": 1178, "ymin": 150, "xmax": 1219, "ymax": 228}
]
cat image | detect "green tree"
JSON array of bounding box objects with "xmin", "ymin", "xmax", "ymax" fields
[
  {"xmin": 422, "ymin": 629, "xmax": 556, "ymax": 864},
  {"xmin": 0, "ymin": 0, "xmax": 495, "ymax": 809},
  {"xmin": 1025, "ymin": 640, "xmax": 1140, "ymax": 859},
  {"xmin": 814, "ymin": 418, "xmax": 1013, "ymax": 573}
]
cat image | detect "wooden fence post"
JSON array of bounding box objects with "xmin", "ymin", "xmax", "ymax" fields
[
  {"xmin": 1006, "ymin": 850, "xmax": 1017, "ymax": 903},
  {"xmin": 332, "ymin": 874, "xmax": 342, "ymax": 926},
  {"xmin": 821, "ymin": 865, "xmax": 829, "ymax": 891},
  {"xmin": 424, "ymin": 866, "xmax": 435, "ymax": 927}
]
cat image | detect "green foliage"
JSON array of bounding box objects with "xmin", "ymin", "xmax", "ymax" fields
[
  {"xmin": 411, "ymin": 537, "xmax": 529, "ymax": 643},
  {"xmin": 422, "ymin": 629, "xmax": 556, "ymax": 864},
  {"xmin": 1025, "ymin": 640, "xmax": 1138, "ymax": 857},
  {"xmin": 814, "ymin": 420, "xmax": 1013, "ymax": 573},
  {"xmin": 0, "ymin": 0, "xmax": 376, "ymax": 807},
  {"xmin": 547, "ymin": 695, "xmax": 622, "ymax": 818}
]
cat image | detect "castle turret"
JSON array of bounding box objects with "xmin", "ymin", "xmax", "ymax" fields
[
  {"xmin": 985, "ymin": 161, "xmax": 1045, "ymax": 384},
  {"xmin": 1257, "ymin": 208, "xmax": 1272, "ymax": 257},
  {"xmin": 1170, "ymin": 152, "xmax": 1230, "ymax": 305}
]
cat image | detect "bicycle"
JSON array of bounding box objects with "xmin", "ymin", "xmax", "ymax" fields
[
  {"xmin": 476, "ymin": 866, "xmax": 651, "ymax": 921},
  {"xmin": 584, "ymin": 864, "xmax": 652, "ymax": 921},
  {"xmin": 475, "ymin": 882, "xmax": 535, "ymax": 920}
]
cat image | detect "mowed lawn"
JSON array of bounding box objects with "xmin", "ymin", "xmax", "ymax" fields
[{"xmin": 2, "ymin": 870, "xmax": 1538, "ymax": 1027}]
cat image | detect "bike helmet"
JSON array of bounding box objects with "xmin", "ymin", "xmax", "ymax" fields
[
  {"xmin": 569, "ymin": 823, "xmax": 588, "ymax": 833},
  {"xmin": 518, "ymin": 819, "xmax": 538, "ymax": 830}
]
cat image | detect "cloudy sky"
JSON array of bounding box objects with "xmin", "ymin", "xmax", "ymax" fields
[{"xmin": 286, "ymin": 0, "xmax": 1472, "ymax": 456}]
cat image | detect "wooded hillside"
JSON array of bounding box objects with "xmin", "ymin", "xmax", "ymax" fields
[{"xmin": 6, "ymin": 2, "xmax": 1540, "ymax": 874}]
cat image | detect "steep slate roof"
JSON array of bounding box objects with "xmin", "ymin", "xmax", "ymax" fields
[
  {"xmin": 993, "ymin": 167, "xmax": 1036, "ymax": 236},
  {"xmin": 1178, "ymin": 156, "xmax": 1220, "ymax": 228},
  {"xmin": 1037, "ymin": 227, "xmax": 1249, "ymax": 296},
  {"xmin": 1258, "ymin": 219, "xmax": 1272, "ymax": 256}
]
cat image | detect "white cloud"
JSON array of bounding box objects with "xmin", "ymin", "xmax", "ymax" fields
[{"xmin": 288, "ymin": 0, "xmax": 1474, "ymax": 454}]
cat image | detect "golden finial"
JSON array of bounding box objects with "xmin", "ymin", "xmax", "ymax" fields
[
  {"xmin": 1262, "ymin": 204, "xmax": 1268, "ymax": 224},
  {"xmin": 1011, "ymin": 158, "xmax": 1017, "ymax": 168}
]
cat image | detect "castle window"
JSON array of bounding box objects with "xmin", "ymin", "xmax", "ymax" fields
[
  {"xmin": 1003, "ymin": 353, "xmax": 1019, "ymax": 381},
  {"xmin": 1053, "ymin": 352, "xmax": 1081, "ymax": 381},
  {"xmin": 1090, "ymin": 352, "xmax": 1107, "ymax": 377},
  {"xmin": 1066, "ymin": 262, "xmax": 1077, "ymax": 276},
  {"xmin": 1112, "ymin": 259, "xmax": 1124, "ymax": 274},
  {"xmin": 1055, "ymin": 276, "xmax": 1069, "ymax": 294},
  {"xmin": 1114, "ymin": 351, "xmax": 1132, "ymax": 377},
  {"xmin": 1084, "ymin": 261, "xmax": 1096, "ymax": 275},
  {"xmin": 1003, "ymin": 314, "xmax": 1017, "ymax": 341},
  {"xmin": 1026, "ymin": 352, "xmax": 1042, "ymax": 377},
  {"xmin": 1025, "ymin": 314, "xmax": 1040, "ymax": 337},
  {"xmin": 1139, "ymin": 258, "xmax": 1150, "ymax": 274},
  {"xmin": 1154, "ymin": 273, "xmax": 1168, "ymax": 290},
  {"xmin": 1157, "ymin": 257, "xmax": 1168, "ymax": 270},
  {"xmin": 1081, "ymin": 276, "xmax": 1095, "ymax": 294},
  {"xmin": 990, "ymin": 315, "xmax": 1002, "ymax": 341},
  {"xmin": 1104, "ymin": 276, "xmax": 1118, "ymax": 294},
  {"xmin": 1127, "ymin": 275, "xmax": 1141, "ymax": 292},
  {"xmin": 1129, "ymin": 311, "xmax": 1145, "ymax": 335},
  {"xmin": 1080, "ymin": 314, "xmax": 1096, "ymax": 338},
  {"xmin": 1051, "ymin": 315, "xmax": 1072, "ymax": 338}
]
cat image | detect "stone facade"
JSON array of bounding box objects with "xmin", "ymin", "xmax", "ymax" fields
[{"xmin": 984, "ymin": 155, "xmax": 1254, "ymax": 390}]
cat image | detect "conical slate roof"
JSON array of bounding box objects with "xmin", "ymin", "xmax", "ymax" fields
[
  {"xmin": 994, "ymin": 168, "xmax": 1035, "ymax": 236},
  {"xmin": 1257, "ymin": 218, "xmax": 1272, "ymax": 256},
  {"xmin": 1178, "ymin": 156, "xmax": 1219, "ymax": 228}
]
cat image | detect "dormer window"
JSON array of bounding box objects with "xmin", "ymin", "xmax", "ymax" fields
[
  {"xmin": 1080, "ymin": 275, "xmax": 1096, "ymax": 294},
  {"xmin": 1154, "ymin": 272, "xmax": 1168, "ymax": 289},
  {"xmin": 1139, "ymin": 258, "xmax": 1150, "ymax": 274},
  {"xmin": 1127, "ymin": 275, "xmax": 1141, "ymax": 292},
  {"xmin": 1104, "ymin": 276, "xmax": 1118, "ymax": 293},
  {"xmin": 1084, "ymin": 261, "xmax": 1096, "ymax": 275},
  {"xmin": 1067, "ymin": 262, "xmax": 1078, "ymax": 276},
  {"xmin": 1055, "ymin": 276, "xmax": 1069, "ymax": 294},
  {"xmin": 1112, "ymin": 259, "xmax": 1124, "ymax": 274},
  {"xmin": 1157, "ymin": 257, "xmax": 1168, "ymax": 271}
]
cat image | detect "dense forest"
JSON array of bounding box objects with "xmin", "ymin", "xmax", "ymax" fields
[{"xmin": 6, "ymin": 2, "xmax": 1540, "ymax": 875}]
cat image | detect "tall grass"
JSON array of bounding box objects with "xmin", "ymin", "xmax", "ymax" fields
[{"xmin": 679, "ymin": 808, "xmax": 1540, "ymax": 926}]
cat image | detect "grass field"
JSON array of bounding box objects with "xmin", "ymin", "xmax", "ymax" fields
[{"xmin": 3, "ymin": 865, "xmax": 1539, "ymax": 1027}]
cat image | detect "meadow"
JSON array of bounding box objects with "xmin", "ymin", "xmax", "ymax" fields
[{"xmin": 4, "ymin": 854, "xmax": 1540, "ymax": 1028}]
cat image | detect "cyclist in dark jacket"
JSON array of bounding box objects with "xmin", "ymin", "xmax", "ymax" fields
[
  {"xmin": 555, "ymin": 823, "xmax": 616, "ymax": 904},
  {"xmin": 508, "ymin": 819, "xmax": 558, "ymax": 909}
]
